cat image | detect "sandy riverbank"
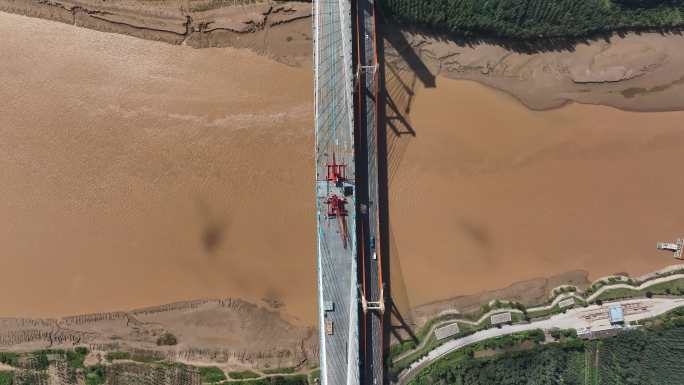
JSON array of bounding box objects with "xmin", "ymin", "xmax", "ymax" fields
[
  {"xmin": 383, "ymin": 25, "xmax": 684, "ymax": 112},
  {"xmin": 0, "ymin": 298, "xmax": 317, "ymax": 370},
  {"xmin": 0, "ymin": 0, "xmax": 312, "ymax": 64}
]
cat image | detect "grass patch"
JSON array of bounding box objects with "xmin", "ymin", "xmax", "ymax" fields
[
  {"xmin": 0, "ymin": 353, "xmax": 19, "ymax": 368},
  {"xmin": 390, "ymin": 328, "xmax": 543, "ymax": 379},
  {"xmin": 221, "ymin": 375, "xmax": 309, "ymax": 385},
  {"xmin": 104, "ymin": 352, "xmax": 131, "ymax": 362},
  {"xmin": 227, "ymin": 370, "xmax": 260, "ymax": 380},
  {"xmin": 638, "ymin": 306, "xmax": 684, "ymax": 330},
  {"xmin": 0, "ymin": 371, "xmax": 13, "ymax": 385},
  {"xmin": 309, "ymin": 369, "xmax": 320, "ymax": 384},
  {"xmin": 261, "ymin": 367, "xmax": 296, "ymax": 375},
  {"xmin": 645, "ymin": 279, "xmax": 684, "ymax": 296},
  {"xmin": 157, "ymin": 361, "xmax": 187, "ymax": 370},
  {"xmin": 594, "ymin": 278, "xmax": 684, "ymax": 303},
  {"xmin": 199, "ymin": 366, "xmax": 227, "ymax": 383},
  {"xmin": 594, "ymin": 287, "xmax": 640, "ymax": 302},
  {"xmin": 389, "ymin": 340, "xmax": 417, "ymax": 358},
  {"xmin": 129, "ymin": 351, "xmax": 164, "ymax": 363}
]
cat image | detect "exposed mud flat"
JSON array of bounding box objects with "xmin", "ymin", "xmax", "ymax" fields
[
  {"xmin": 3, "ymin": 0, "xmax": 684, "ymax": 108},
  {"xmin": 384, "ymin": 25, "xmax": 684, "ymax": 111},
  {"xmin": 0, "ymin": 299, "xmax": 317, "ymax": 370},
  {"xmin": 0, "ymin": 0, "xmax": 312, "ymax": 64}
]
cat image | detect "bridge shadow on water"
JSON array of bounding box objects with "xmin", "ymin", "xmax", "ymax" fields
[{"xmin": 374, "ymin": 9, "xmax": 435, "ymax": 384}]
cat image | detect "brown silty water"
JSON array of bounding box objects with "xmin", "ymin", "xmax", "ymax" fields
[
  {"xmin": 386, "ymin": 71, "xmax": 684, "ymax": 313},
  {"xmin": 1, "ymin": 12, "xmax": 683, "ymax": 325},
  {"xmin": 0, "ymin": 13, "xmax": 317, "ymax": 324}
]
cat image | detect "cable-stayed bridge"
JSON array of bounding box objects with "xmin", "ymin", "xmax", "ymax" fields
[{"xmin": 314, "ymin": 0, "xmax": 383, "ymax": 384}]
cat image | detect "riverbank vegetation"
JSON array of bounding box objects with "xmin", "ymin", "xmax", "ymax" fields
[
  {"xmin": 390, "ymin": 268, "xmax": 684, "ymax": 377},
  {"xmin": 227, "ymin": 370, "xmax": 260, "ymax": 380},
  {"xmin": 593, "ymin": 277, "xmax": 684, "ymax": 302},
  {"xmin": 261, "ymin": 367, "xmax": 297, "ymax": 375},
  {"xmin": 0, "ymin": 347, "xmax": 319, "ymax": 385},
  {"xmin": 380, "ymin": 0, "xmax": 684, "ymax": 40},
  {"xmin": 408, "ymin": 316, "xmax": 684, "ymax": 385},
  {"xmin": 220, "ymin": 375, "xmax": 310, "ymax": 385},
  {"xmin": 103, "ymin": 351, "xmax": 130, "ymax": 362}
]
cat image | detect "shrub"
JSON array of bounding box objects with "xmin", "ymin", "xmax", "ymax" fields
[
  {"xmin": 156, "ymin": 333, "xmax": 178, "ymax": 346},
  {"xmin": 198, "ymin": 366, "xmax": 226, "ymax": 383},
  {"xmin": 66, "ymin": 347, "xmax": 89, "ymax": 369},
  {"xmin": 550, "ymin": 328, "xmax": 562, "ymax": 340},
  {"xmin": 74, "ymin": 347, "xmax": 89, "ymax": 356},
  {"xmin": 84, "ymin": 365, "xmax": 106, "ymax": 385},
  {"xmin": 32, "ymin": 351, "xmax": 49, "ymax": 370}
]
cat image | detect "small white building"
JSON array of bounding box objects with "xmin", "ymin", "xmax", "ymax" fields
[
  {"xmin": 490, "ymin": 312, "xmax": 512, "ymax": 325},
  {"xmin": 435, "ymin": 323, "xmax": 460, "ymax": 340},
  {"xmin": 558, "ymin": 298, "xmax": 575, "ymax": 309}
]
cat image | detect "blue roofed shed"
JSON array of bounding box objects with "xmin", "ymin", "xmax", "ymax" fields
[{"xmin": 609, "ymin": 305, "xmax": 624, "ymax": 324}]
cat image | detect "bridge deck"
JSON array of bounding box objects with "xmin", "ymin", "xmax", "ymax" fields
[
  {"xmin": 355, "ymin": 1, "xmax": 384, "ymax": 384},
  {"xmin": 314, "ymin": 1, "xmax": 359, "ymax": 385}
]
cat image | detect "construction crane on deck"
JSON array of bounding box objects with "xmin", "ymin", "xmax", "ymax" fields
[{"xmin": 325, "ymin": 153, "xmax": 350, "ymax": 249}]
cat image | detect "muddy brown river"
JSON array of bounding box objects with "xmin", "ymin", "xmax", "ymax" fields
[
  {"xmin": 389, "ymin": 79, "xmax": 684, "ymax": 312},
  {"xmin": 1, "ymin": 12, "xmax": 683, "ymax": 324}
]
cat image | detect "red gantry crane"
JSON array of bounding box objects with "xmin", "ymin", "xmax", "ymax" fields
[
  {"xmin": 325, "ymin": 153, "xmax": 350, "ymax": 249},
  {"xmin": 326, "ymin": 152, "xmax": 346, "ymax": 186}
]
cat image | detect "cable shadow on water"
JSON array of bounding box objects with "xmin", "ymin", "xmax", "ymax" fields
[{"xmin": 375, "ymin": 8, "xmax": 435, "ymax": 381}]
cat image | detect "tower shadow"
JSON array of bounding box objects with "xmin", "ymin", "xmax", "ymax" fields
[{"xmin": 375, "ymin": 6, "xmax": 433, "ymax": 385}]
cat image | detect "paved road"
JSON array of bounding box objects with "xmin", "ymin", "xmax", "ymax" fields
[
  {"xmin": 398, "ymin": 298, "xmax": 684, "ymax": 385},
  {"xmin": 354, "ymin": 0, "xmax": 383, "ymax": 384}
]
